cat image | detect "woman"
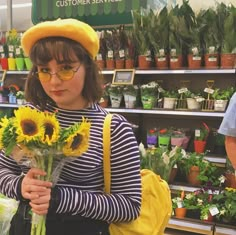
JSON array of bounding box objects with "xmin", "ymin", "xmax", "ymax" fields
[
  {"xmin": 0, "ymin": 18, "xmax": 141, "ymax": 235},
  {"xmin": 218, "ymin": 92, "xmax": 236, "ymax": 170}
]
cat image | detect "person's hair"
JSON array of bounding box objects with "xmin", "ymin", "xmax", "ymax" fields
[{"xmin": 25, "ymin": 37, "xmax": 103, "ymax": 109}]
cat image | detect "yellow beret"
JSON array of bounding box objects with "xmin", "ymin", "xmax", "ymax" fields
[{"xmin": 21, "ymin": 18, "xmax": 99, "ymax": 59}]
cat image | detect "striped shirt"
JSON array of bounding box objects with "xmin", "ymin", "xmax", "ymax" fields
[{"xmin": 0, "ymin": 103, "xmax": 141, "ymax": 222}]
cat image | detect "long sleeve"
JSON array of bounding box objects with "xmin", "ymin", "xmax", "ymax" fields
[{"xmin": 54, "ymin": 113, "xmax": 142, "ymax": 222}]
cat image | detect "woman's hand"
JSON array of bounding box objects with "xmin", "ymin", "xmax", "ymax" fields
[{"xmin": 21, "ymin": 168, "xmax": 53, "ymax": 215}]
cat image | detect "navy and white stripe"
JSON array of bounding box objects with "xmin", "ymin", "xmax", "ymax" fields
[{"xmin": 0, "ymin": 103, "xmax": 141, "ymax": 222}]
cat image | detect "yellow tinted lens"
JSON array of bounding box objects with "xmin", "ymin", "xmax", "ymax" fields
[
  {"xmin": 58, "ymin": 69, "xmax": 73, "ymax": 80},
  {"xmin": 38, "ymin": 72, "xmax": 50, "ymax": 81}
]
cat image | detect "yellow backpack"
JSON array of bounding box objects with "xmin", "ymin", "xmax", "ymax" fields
[{"xmin": 103, "ymin": 114, "xmax": 172, "ymax": 235}]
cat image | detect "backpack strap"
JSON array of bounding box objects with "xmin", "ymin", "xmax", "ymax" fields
[{"xmin": 103, "ymin": 113, "xmax": 113, "ymax": 194}]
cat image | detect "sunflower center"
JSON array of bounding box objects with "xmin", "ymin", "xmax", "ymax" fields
[
  {"xmin": 21, "ymin": 120, "xmax": 38, "ymax": 136},
  {"xmin": 44, "ymin": 123, "xmax": 54, "ymax": 139},
  {"xmin": 70, "ymin": 134, "xmax": 82, "ymax": 150}
]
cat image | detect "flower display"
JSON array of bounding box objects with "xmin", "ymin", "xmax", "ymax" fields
[
  {"xmin": 0, "ymin": 106, "xmax": 91, "ymax": 235},
  {"xmin": 140, "ymin": 145, "xmax": 186, "ymax": 181}
]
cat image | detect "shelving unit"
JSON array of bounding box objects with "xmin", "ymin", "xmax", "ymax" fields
[{"xmin": 2, "ymin": 68, "xmax": 236, "ymax": 235}]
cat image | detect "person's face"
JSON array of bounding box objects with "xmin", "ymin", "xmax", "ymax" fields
[{"xmin": 37, "ymin": 58, "xmax": 87, "ymax": 110}]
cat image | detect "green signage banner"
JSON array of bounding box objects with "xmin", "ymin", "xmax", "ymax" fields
[{"xmin": 32, "ymin": 0, "xmax": 148, "ymax": 27}]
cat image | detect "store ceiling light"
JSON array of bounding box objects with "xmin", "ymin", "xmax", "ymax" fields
[{"xmin": 0, "ymin": 3, "xmax": 32, "ymax": 10}]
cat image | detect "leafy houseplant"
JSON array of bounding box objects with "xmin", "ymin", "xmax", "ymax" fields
[
  {"xmin": 123, "ymin": 85, "xmax": 139, "ymax": 109},
  {"xmin": 194, "ymin": 122, "xmax": 210, "ymax": 153},
  {"xmin": 218, "ymin": 3, "xmax": 236, "ymax": 68},
  {"xmin": 141, "ymin": 146, "xmax": 185, "ymax": 182},
  {"xmin": 214, "ymin": 187, "xmax": 236, "ymax": 224},
  {"xmin": 108, "ymin": 84, "xmax": 123, "ymax": 108},
  {"xmin": 132, "ymin": 9, "xmax": 152, "ymax": 69},
  {"xmin": 140, "ymin": 82, "xmax": 159, "ymax": 109}
]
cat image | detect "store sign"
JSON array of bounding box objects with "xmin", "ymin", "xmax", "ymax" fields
[{"xmin": 32, "ymin": 0, "xmax": 148, "ymax": 26}]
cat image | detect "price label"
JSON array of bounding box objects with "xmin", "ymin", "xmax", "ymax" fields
[
  {"xmin": 178, "ymin": 88, "xmax": 188, "ymax": 94},
  {"xmin": 195, "ymin": 129, "xmax": 200, "ymax": 137},
  {"xmin": 209, "ymin": 206, "xmax": 219, "ymax": 216},
  {"xmin": 204, "ymin": 88, "xmax": 214, "ymax": 94}
]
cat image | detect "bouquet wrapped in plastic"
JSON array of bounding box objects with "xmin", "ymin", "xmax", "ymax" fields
[
  {"xmin": 0, "ymin": 194, "xmax": 19, "ymax": 235},
  {"xmin": 0, "ymin": 106, "xmax": 91, "ymax": 235}
]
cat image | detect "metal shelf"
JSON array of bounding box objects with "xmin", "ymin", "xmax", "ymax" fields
[
  {"xmin": 167, "ymin": 218, "xmax": 214, "ymax": 235},
  {"xmin": 106, "ymin": 108, "xmax": 225, "ymax": 117},
  {"xmin": 214, "ymin": 224, "xmax": 236, "ymax": 235},
  {"xmin": 6, "ymin": 71, "xmax": 29, "ymax": 75},
  {"xmin": 0, "ymin": 103, "xmax": 19, "ymax": 108},
  {"xmin": 101, "ymin": 69, "xmax": 236, "ymax": 75}
]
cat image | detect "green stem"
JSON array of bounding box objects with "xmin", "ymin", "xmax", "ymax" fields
[{"xmin": 46, "ymin": 154, "xmax": 53, "ymax": 181}]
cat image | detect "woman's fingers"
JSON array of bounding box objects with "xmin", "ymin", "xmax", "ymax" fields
[{"xmin": 21, "ymin": 168, "xmax": 52, "ymax": 200}]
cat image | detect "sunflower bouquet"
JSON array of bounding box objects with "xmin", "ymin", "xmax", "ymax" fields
[{"xmin": 0, "ymin": 106, "xmax": 91, "ymax": 235}]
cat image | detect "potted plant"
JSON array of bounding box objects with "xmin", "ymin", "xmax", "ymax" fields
[
  {"xmin": 200, "ymin": 8, "xmax": 221, "ymax": 68},
  {"xmin": 6, "ymin": 29, "xmax": 20, "ymax": 70},
  {"xmin": 108, "ymin": 84, "xmax": 123, "ymax": 108},
  {"xmin": 172, "ymin": 190, "xmax": 199, "ymax": 218},
  {"xmin": 162, "ymin": 89, "xmax": 178, "ymax": 109},
  {"xmin": 171, "ymin": 128, "xmax": 190, "ymax": 150},
  {"xmin": 194, "ymin": 122, "xmax": 210, "ymax": 153},
  {"xmin": 143, "ymin": 145, "xmax": 185, "ymax": 182},
  {"xmin": 217, "ymin": 3, "xmax": 236, "ymax": 68},
  {"xmin": 132, "ymin": 9, "xmax": 152, "ymax": 69},
  {"xmin": 214, "ymin": 187, "xmax": 236, "ymax": 225},
  {"xmin": 212, "ymin": 87, "xmax": 234, "ymax": 112},
  {"xmin": 8, "ymin": 84, "xmax": 19, "ymax": 104},
  {"xmin": 16, "ymin": 90, "xmax": 25, "ymax": 105},
  {"xmin": 140, "ymin": 81, "xmax": 159, "ymax": 109},
  {"xmin": 180, "ymin": 152, "xmax": 208, "ymax": 186},
  {"xmin": 185, "ymin": 90, "xmax": 204, "ymax": 110},
  {"xmin": 96, "ymin": 31, "xmax": 106, "ymax": 70},
  {"xmin": 148, "ymin": 7, "xmax": 169, "ymax": 69},
  {"xmin": 212, "ymin": 129, "xmax": 226, "ymax": 155},
  {"xmin": 104, "ymin": 30, "xmax": 115, "ymax": 69},
  {"xmin": 0, "ymin": 34, "xmax": 9, "ymax": 70},
  {"xmin": 122, "ymin": 85, "xmax": 139, "ymax": 109}
]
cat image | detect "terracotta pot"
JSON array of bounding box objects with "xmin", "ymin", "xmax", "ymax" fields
[
  {"xmin": 225, "ymin": 172, "xmax": 236, "ymax": 188},
  {"xmin": 138, "ymin": 55, "xmax": 152, "ymax": 69},
  {"xmin": 115, "ymin": 59, "xmax": 125, "ymax": 69},
  {"xmin": 187, "ymin": 54, "xmax": 202, "ymax": 69},
  {"xmin": 106, "ymin": 59, "xmax": 115, "ymax": 69},
  {"xmin": 175, "ymin": 208, "xmax": 187, "ymax": 218},
  {"xmin": 168, "ymin": 167, "xmax": 178, "ymax": 184},
  {"xmin": 204, "ymin": 54, "xmax": 219, "ymax": 68},
  {"xmin": 99, "ymin": 97, "xmax": 109, "ymax": 108},
  {"xmin": 203, "ymin": 213, "xmax": 214, "ymax": 223},
  {"xmin": 96, "ymin": 60, "xmax": 105, "ymax": 70},
  {"xmin": 169, "ymin": 55, "xmax": 183, "ymax": 69},
  {"xmin": 155, "ymin": 56, "xmax": 168, "ymax": 69},
  {"xmin": 194, "ymin": 140, "xmax": 207, "ymax": 153},
  {"xmin": 220, "ymin": 53, "xmax": 236, "ymax": 69},
  {"xmin": 187, "ymin": 165, "xmax": 201, "ymax": 186},
  {"xmin": 125, "ymin": 59, "xmax": 134, "ymax": 69}
]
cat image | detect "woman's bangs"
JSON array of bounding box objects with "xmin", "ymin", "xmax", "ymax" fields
[{"xmin": 31, "ymin": 39, "xmax": 76, "ymax": 65}]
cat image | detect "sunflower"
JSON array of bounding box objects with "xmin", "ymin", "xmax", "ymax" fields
[
  {"xmin": 13, "ymin": 107, "xmax": 45, "ymax": 144},
  {"xmin": 41, "ymin": 112, "xmax": 60, "ymax": 145},
  {"xmin": 0, "ymin": 117, "xmax": 11, "ymax": 149},
  {"xmin": 62, "ymin": 118, "xmax": 91, "ymax": 157}
]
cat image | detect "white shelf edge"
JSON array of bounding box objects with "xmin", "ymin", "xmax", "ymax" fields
[
  {"xmin": 0, "ymin": 103, "xmax": 19, "ymax": 108},
  {"xmin": 100, "ymin": 69, "xmax": 236, "ymax": 75},
  {"xmin": 169, "ymin": 185, "xmax": 200, "ymax": 192},
  {"xmin": 215, "ymin": 225, "xmax": 236, "ymax": 235},
  {"xmin": 106, "ymin": 108, "xmax": 225, "ymax": 117},
  {"xmin": 6, "ymin": 71, "xmax": 29, "ymax": 75},
  {"xmin": 168, "ymin": 218, "xmax": 213, "ymax": 231},
  {"xmin": 6, "ymin": 69, "xmax": 235, "ymax": 76}
]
